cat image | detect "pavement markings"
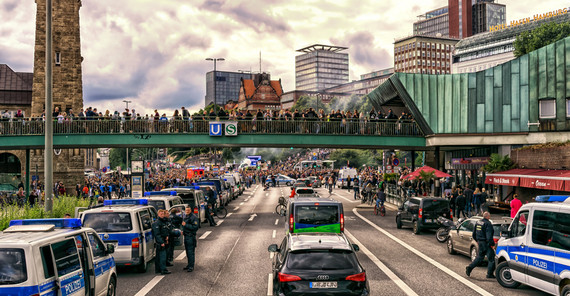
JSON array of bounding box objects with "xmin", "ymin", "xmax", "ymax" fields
[
  {"xmin": 240, "ymin": 202, "xmax": 244, "ymax": 205},
  {"xmin": 226, "ymin": 213, "xmax": 233, "ymax": 217},
  {"xmin": 353, "ymin": 208, "xmax": 494, "ymax": 296},
  {"xmin": 199, "ymin": 231, "xmax": 212, "ymax": 240},
  {"xmin": 272, "ymin": 230, "xmax": 276, "ymax": 238},
  {"xmin": 248, "ymin": 214, "xmax": 257, "ymax": 221},
  {"xmin": 274, "ymin": 219, "xmax": 279, "ymax": 225},
  {"xmin": 174, "ymin": 251, "xmax": 186, "ymax": 261},
  {"xmin": 345, "ymin": 230, "xmax": 418, "ymax": 296},
  {"xmin": 267, "ymin": 273, "xmax": 273, "ymax": 296},
  {"xmin": 234, "ymin": 206, "xmax": 239, "ymax": 210},
  {"xmin": 134, "ymin": 275, "xmax": 164, "ymax": 296},
  {"xmin": 266, "ymin": 193, "xmax": 269, "ymax": 196},
  {"xmin": 270, "ymin": 252, "xmax": 274, "ymax": 259},
  {"xmin": 332, "ymin": 192, "xmax": 359, "ymax": 203},
  {"xmin": 216, "ymin": 220, "xmax": 224, "ymax": 226}
]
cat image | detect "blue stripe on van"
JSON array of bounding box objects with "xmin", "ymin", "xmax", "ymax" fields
[
  {"xmin": 39, "ymin": 280, "xmax": 56, "ymax": 292},
  {"xmin": 99, "ymin": 233, "xmax": 140, "ymax": 246},
  {"xmin": 60, "ymin": 273, "xmax": 85, "ymax": 296},
  {"xmin": 94, "ymin": 257, "xmax": 115, "ymax": 277},
  {"xmin": 0, "ymin": 286, "xmax": 40, "ymax": 295}
]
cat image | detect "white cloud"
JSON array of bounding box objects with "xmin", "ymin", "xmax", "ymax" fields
[{"xmin": 0, "ymin": 0, "xmax": 566, "ymax": 115}]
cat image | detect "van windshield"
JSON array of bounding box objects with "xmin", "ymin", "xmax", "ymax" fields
[
  {"xmin": 0, "ymin": 249, "xmax": 27, "ymax": 285},
  {"xmin": 295, "ymin": 205, "xmax": 339, "ymax": 225},
  {"xmin": 83, "ymin": 213, "xmax": 133, "ymax": 232}
]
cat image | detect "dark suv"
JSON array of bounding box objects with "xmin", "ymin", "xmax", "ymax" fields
[
  {"xmin": 396, "ymin": 197, "xmax": 452, "ymax": 234},
  {"xmin": 268, "ymin": 233, "xmax": 369, "ymax": 296}
]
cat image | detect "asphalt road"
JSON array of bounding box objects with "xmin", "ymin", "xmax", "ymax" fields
[{"xmin": 116, "ymin": 185, "xmax": 549, "ymax": 296}]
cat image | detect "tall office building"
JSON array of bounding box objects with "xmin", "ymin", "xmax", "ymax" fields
[
  {"xmin": 449, "ymin": 0, "xmax": 473, "ymax": 39},
  {"xmin": 205, "ymin": 71, "xmax": 252, "ymax": 107},
  {"xmin": 413, "ymin": 7, "xmax": 450, "ymax": 37},
  {"xmin": 295, "ymin": 44, "xmax": 349, "ymax": 91},
  {"xmin": 472, "ymin": 0, "xmax": 506, "ymax": 35},
  {"xmin": 394, "ymin": 35, "xmax": 458, "ymax": 75}
]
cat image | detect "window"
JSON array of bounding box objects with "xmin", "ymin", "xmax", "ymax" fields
[
  {"xmin": 87, "ymin": 233, "xmax": 107, "ymax": 259},
  {"xmin": 55, "ymin": 52, "xmax": 61, "ymax": 66},
  {"xmin": 40, "ymin": 246, "xmax": 55, "ymax": 279},
  {"xmin": 539, "ymin": 99, "xmax": 556, "ymax": 119},
  {"xmin": 0, "ymin": 248, "xmax": 27, "ymax": 284},
  {"xmin": 511, "ymin": 210, "xmax": 529, "ymax": 237},
  {"xmin": 459, "ymin": 220, "xmax": 475, "ymax": 232},
  {"xmin": 286, "ymin": 250, "xmax": 358, "ymax": 270},
  {"xmin": 83, "ymin": 213, "xmax": 133, "ymax": 232},
  {"xmin": 295, "ymin": 205, "xmax": 339, "ymax": 225},
  {"xmin": 532, "ymin": 211, "xmax": 570, "ymax": 251},
  {"xmin": 51, "ymin": 239, "xmax": 81, "ymax": 277},
  {"xmin": 566, "ymin": 99, "xmax": 570, "ymax": 117}
]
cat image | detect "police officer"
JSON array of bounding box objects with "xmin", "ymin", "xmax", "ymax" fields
[
  {"xmin": 466, "ymin": 211, "xmax": 495, "ymax": 278},
  {"xmin": 152, "ymin": 210, "xmax": 171, "ymax": 275},
  {"xmin": 205, "ymin": 187, "xmax": 217, "ymax": 226},
  {"xmin": 182, "ymin": 207, "xmax": 199, "ymax": 272},
  {"xmin": 167, "ymin": 208, "xmax": 183, "ymax": 266}
]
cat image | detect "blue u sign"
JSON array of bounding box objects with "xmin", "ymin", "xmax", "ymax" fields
[{"xmin": 209, "ymin": 122, "xmax": 222, "ymax": 136}]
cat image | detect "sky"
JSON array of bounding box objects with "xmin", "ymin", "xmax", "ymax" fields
[{"xmin": 0, "ymin": 0, "xmax": 566, "ymax": 115}]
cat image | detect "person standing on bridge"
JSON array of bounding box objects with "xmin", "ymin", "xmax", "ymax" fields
[{"xmin": 182, "ymin": 207, "xmax": 199, "ymax": 272}]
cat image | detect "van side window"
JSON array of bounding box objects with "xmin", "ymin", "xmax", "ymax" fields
[
  {"xmin": 533, "ymin": 211, "xmax": 570, "ymax": 251},
  {"xmin": 51, "ymin": 239, "xmax": 81, "ymax": 276},
  {"xmin": 87, "ymin": 233, "xmax": 106, "ymax": 259},
  {"xmin": 511, "ymin": 210, "xmax": 529, "ymax": 237},
  {"xmin": 139, "ymin": 210, "xmax": 153, "ymax": 230},
  {"xmin": 40, "ymin": 246, "xmax": 55, "ymax": 279}
]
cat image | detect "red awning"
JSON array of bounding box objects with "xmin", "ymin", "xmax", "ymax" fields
[{"xmin": 486, "ymin": 169, "xmax": 570, "ymax": 191}]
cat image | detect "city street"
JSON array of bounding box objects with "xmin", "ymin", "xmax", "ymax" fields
[{"xmin": 116, "ymin": 185, "xmax": 548, "ymax": 296}]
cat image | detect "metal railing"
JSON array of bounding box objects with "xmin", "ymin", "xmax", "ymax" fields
[
  {"xmin": 385, "ymin": 183, "xmax": 406, "ymax": 206},
  {"xmin": 0, "ymin": 118, "xmax": 423, "ymax": 137}
]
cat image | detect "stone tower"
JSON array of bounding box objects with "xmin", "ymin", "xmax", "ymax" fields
[
  {"xmin": 32, "ymin": 0, "xmax": 83, "ymax": 115},
  {"xmin": 30, "ymin": 0, "xmax": 85, "ymax": 189}
]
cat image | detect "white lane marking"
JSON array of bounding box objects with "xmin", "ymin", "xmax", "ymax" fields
[
  {"xmin": 234, "ymin": 207, "xmax": 239, "ymax": 210},
  {"xmin": 134, "ymin": 276, "xmax": 164, "ymax": 296},
  {"xmin": 274, "ymin": 219, "xmax": 279, "ymax": 225},
  {"xmin": 333, "ymin": 192, "xmax": 358, "ymax": 203},
  {"xmin": 248, "ymin": 214, "xmax": 257, "ymax": 221},
  {"xmin": 353, "ymin": 208, "xmax": 494, "ymax": 296},
  {"xmin": 216, "ymin": 220, "xmax": 224, "ymax": 226},
  {"xmin": 240, "ymin": 202, "xmax": 244, "ymax": 205},
  {"xmin": 345, "ymin": 230, "xmax": 418, "ymax": 296},
  {"xmin": 226, "ymin": 213, "xmax": 233, "ymax": 217},
  {"xmin": 199, "ymin": 231, "xmax": 212, "ymax": 240},
  {"xmin": 245, "ymin": 198, "xmax": 249, "ymax": 202},
  {"xmin": 270, "ymin": 252, "xmax": 274, "ymax": 259},
  {"xmin": 266, "ymin": 193, "xmax": 268, "ymax": 196},
  {"xmin": 174, "ymin": 251, "xmax": 186, "ymax": 261},
  {"xmin": 267, "ymin": 273, "xmax": 273, "ymax": 296},
  {"xmin": 272, "ymin": 230, "xmax": 276, "ymax": 238}
]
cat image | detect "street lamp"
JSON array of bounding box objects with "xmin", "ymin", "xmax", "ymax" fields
[
  {"xmin": 123, "ymin": 100, "xmax": 132, "ymax": 110},
  {"xmin": 206, "ymin": 57, "xmax": 225, "ymax": 111}
]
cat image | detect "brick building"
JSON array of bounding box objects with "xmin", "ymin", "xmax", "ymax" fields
[{"xmin": 238, "ymin": 73, "xmax": 283, "ymax": 110}]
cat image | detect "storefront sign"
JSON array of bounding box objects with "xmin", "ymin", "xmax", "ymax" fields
[
  {"xmin": 451, "ymin": 157, "xmax": 490, "ymax": 166},
  {"xmin": 485, "ymin": 175, "xmax": 519, "ymax": 186},
  {"xmin": 520, "ymin": 177, "xmax": 564, "ymax": 191},
  {"xmin": 489, "ymin": 7, "xmax": 568, "ymax": 32}
]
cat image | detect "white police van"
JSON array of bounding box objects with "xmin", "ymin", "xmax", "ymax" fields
[
  {"xmin": 142, "ymin": 191, "xmax": 187, "ymax": 213},
  {"xmin": 162, "ymin": 187, "xmax": 206, "ymax": 226},
  {"xmin": 495, "ymin": 195, "xmax": 570, "ymax": 296},
  {"xmin": 0, "ymin": 218, "xmax": 117, "ymax": 296},
  {"xmin": 78, "ymin": 199, "xmax": 157, "ymax": 273}
]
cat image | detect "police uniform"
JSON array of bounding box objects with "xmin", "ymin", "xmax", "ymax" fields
[
  {"xmin": 466, "ymin": 217, "xmax": 495, "ymax": 278},
  {"xmin": 182, "ymin": 213, "xmax": 200, "ymax": 272},
  {"xmin": 152, "ymin": 216, "xmax": 171, "ymax": 274},
  {"xmin": 167, "ymin": 213, "xmax": 183, "ymax": 265}
]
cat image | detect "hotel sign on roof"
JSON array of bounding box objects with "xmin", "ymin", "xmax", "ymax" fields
[{"xmin": 489, "ymin": 7, "xmax": 568, "ymax": 32}]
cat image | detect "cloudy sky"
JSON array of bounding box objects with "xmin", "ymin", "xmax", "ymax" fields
[{"xmin": 0, "ymin": 0, "xmax": 565, "ymax": 115}]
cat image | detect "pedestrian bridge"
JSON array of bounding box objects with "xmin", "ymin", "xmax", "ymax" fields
[{"xmin": 0, "ymin": 119, "xmax": 426, "ymax": 149}]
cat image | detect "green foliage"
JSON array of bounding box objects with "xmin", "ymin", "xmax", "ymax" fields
[
  {"xmin": 222, "ymin": 148, "xmax": 234, "ymax": 161},
  {"xmin": 482, "ymin": 153, "xmax": 515, "ymax": 173},
  {"xmin": 514, "ymin": 21, "xmax": 570, "ymax": 58},
  {"xmin": 383, "ymin": 173, "xmax": 399, "ymax": 182},
  {"xmin": 290, "ymin": 94, "xmax": 373, "ymax": 114},
  {"xmin": 329, "ymin": 149, "xmax": 381, "ymax": 168},
  {"xmin": 109, "ymin": 148, "xmax": 127, "ymax": 169},
  {"xmin": 417, "ymin": 170, "xmax": 435, "ymax": 182},
  {"xmin": 0, "ymin": 195, "xmax": 91, "ymax": 231}
]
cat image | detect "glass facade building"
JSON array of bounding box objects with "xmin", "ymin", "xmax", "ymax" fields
[
  {"xmin": 413, "ymin": 7, "xmax": 450, "ymax": 37},
  {"xmin": 295, "ymin": 45, "xmax": 349, "ymax": 91},
  {"xmin": 472, "ymin": 1, "xmax": 506, "ymax": 35},
  {"xmin": 205, "ymin": 71, "xmax": 252, "ymax": 107}
]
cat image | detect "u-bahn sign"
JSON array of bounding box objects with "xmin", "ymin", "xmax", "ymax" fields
[{"xmin": 209, "ymin": 121, "xmax": 238, "ymax": 136}]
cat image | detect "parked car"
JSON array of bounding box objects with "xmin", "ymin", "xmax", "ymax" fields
[
  {"xmin": 266, "ymin": 174, "xmax": 296, "ymax": 186},
  {"xmin": 307, "ymin": 176, "xmax": 322, "ymax": 188},
  {"xmin": 396, "ymin": 196, "xmax": 452, "ymax": 234}
]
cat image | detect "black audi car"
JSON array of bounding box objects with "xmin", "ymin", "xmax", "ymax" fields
[{"xmin": 268, "ymin": 233, "xmax": 369, "ymax": 295}]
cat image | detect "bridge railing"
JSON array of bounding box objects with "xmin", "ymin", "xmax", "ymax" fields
[{"xmin": 0, "ymin": 118, "xmax": 423, "ymax": 137}]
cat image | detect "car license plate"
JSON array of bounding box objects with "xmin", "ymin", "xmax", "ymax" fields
[
  {"xmin": 425, "ymin": 219, "xmax": 433, "ymax": 223},
  {"xmin": 310, "ymin": 282, "xmax": 337, "ymax": 288}
]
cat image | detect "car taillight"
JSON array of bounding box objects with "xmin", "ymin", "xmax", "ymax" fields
[
  {"xmin": 194, "ymin": 207, "xmax": 199, "ymax": 214},
  {"xmin": 289, "ymin": 214, "xmax": 294, "ymax": 233},
  {"xmin": 346, "ymin": 272, "xmax": 366, "ymax": 282},
  {"xmin": 449, "ymin": 209, "xmax": 453, "ymax": 219},
  {"xmin": 132, "ymin": 238, "xmax": 139, "ymax": 249},
  {"xmin": 340, "ymin": 213, "xmax": 344, "ymax": 232},
  {"xmin": 278, "ymin": 272, "xmax": 301, "ymax": 282},
  {"xmin": 493, "ymin": 238, "xmax": 499, "ymax": 245},
  {"xmin": 419, "ymin": 208, "xmax": 423, "ymax": 219}
]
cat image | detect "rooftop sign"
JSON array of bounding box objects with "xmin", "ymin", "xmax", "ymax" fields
[{"xmin": 489, "ymin": 7, "xmax": 568, "ymax": 32}]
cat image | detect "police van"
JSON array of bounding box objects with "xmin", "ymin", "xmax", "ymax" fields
[
  {"xmin": 286, "ymin": 197, "xmax": 344, "ymax": 234},
  {"xmin": 78, "ymin": 199, "xmax": 157, "ymax": 273},
  {"xmin": 162, "ymin": 187, "xmax": 206, "ymax": 226},
  {"xmin": 495, "ymin": 195, "xmax": 570, "ymax": 296},
  {"xmin": 0, "ymin": 218, "xmax": 117, "ymax": 296},
  {"xmin": 142, "ymin": 191, "xmax": 187, "ymax": 213}
]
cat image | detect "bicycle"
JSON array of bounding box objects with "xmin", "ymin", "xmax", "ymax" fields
[
  {"xmin": 374, "ymin": 201, "xmax": 386, "ymax": 216},
  {"xmin": 214, "ymin": 202, "xmax": 227, "ymax": 219},
  {"xmin": 275, "ymin": 196, "xmax": 287, "ymax": 216}
]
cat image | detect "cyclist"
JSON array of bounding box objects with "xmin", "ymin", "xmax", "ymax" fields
[{"xmin": 376, "ymin": 187, "xmax": 386, "ymax": 214}]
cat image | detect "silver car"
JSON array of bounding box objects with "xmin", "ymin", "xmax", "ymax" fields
[{"xmin": 447, "ymin": 216, "xmax": 512, "ymax": 262}]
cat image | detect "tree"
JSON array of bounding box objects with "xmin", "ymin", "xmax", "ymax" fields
[
  {"xmin": 482, "ymin": 153, "xmax": 515, "ymax": 173},
  {"xmin": 417, "ymin": 170, "xmax": 435, "ymax": 183},
  {"xmin": 514, "ymin": 21, "xmax": 570, "ymax": 58},
  {"xmin": 329, "ymin": 149, "xmax": 380, "ymax": 168},
  {"xmin": 109, "ymin": 148, "xmax": 127, "ymax": 170}
]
